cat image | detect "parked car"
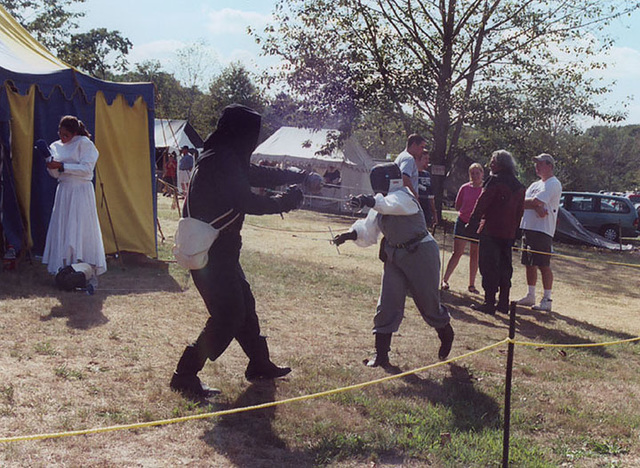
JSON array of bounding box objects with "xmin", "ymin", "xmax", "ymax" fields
[
  {"xmin": 559, "ymin": 192, "xmax": 639, "ymax": 242},
  {"xmin": 627, "ymin": 193, "xmax": 640, "ymax": 205}
]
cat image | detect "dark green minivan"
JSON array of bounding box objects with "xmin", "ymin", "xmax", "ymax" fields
[{"xmin": 560, "ymin": 192, "xmax": 639, "ymax": 241}]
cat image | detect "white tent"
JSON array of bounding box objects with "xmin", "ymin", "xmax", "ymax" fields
[
  {"xmin": 251, "ymin": 127, "xmax": 375, "ymax": 212},
  {"xmin": 154, "ymin": 119, "xmax": 204, "ymax": 193},
  {"xmin": 154, "ymin": 119, "xmax": 203, "ymax": 151}
]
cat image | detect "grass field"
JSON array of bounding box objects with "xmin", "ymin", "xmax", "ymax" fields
[{"xmin": 1, "ymin": 195, "xmax": 639, "ymax": 467}]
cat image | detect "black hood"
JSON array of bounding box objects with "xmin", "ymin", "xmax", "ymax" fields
[{"xmin": 200, "ymin": 104, "xmax": 261, "ymax": 164}]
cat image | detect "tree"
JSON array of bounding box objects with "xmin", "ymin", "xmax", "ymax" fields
[
  {"xmin": 196, "ymin": 62, "xmax": 267, "ymax": 136},
  {"xmin": 1, "ymin": 0, "xmax": 84, "ymax": 51},
  {"xmin": 256, "ymin": 0, "xmax": 640, "ymax": 210},
  {"xmin": 1, "ymin": 0, "xmax": 135, "ymax": 81},
  {"xmin": 116, "ymin": 61, "xmax": 195, "ymax": 123},
  {"xmin": 58, "ymin": 28, "xmax": 132, "ymax": 79},
  {"xmin": 564, "ymin": 126, "xmax": 640, "ymax": 191},
  {"xmin": 175, "ymin": 40, "xmax": 218, "ymax": 122}
]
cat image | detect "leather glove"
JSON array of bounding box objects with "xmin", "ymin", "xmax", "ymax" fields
[
  {"xmin": 275, "ymin": 185, "xmax": 304, "ymax": 212},
  {"xmin": 34, "ymin": 139, "xmax": 51, "ymax": 160},
  {"xmin": 332, "ymin": 230, "xmax": 357, "ymax": 246},
  {"xmin": 349, "ymin": 194, "xmax": 375, "ymax": 210}
]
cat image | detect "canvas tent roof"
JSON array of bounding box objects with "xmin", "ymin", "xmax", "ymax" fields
[
  {"xmin": 0, "ymin": 5, "xmax": 157, "ymax": 259},
  {"xmin": 155, "ymin": 119, "xmax": 203, "ymax": 150},
  {"xmin": 252, "ymin": 127, "xmax": 375, "ymax": 213},
  {"xmin": 252, "ymin": 127, "xmax": 373, "ymax": 171}
]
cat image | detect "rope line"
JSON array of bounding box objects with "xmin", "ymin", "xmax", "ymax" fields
[
  {"xmin": 0, "ymin": 340, "xmax": 507, "ymax": 443},
  {"xmin": 453, "ymin": 234, "xmax": 640, "ymax": 269},
  {"xmin": 510, "ymin": 336, "xmax": 640, "ymax": 348},
  {"xmin": 244, "ymin": 222, "xmax": 342, "ymax": 234},
  {"xmin": 4, "ymin": 333, "xmax": 639, "ymax": 444}
]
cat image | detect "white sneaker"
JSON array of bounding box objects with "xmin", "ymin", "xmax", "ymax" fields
[
  {"xmin": 532, "ymin": 298, "xmax": 552, "ymax": 312},
  {"xmin": 516, "ymin": 294, "xmax": 536, "ymax": 306}
]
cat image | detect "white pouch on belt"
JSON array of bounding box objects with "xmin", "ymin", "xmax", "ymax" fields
[{"xmin": 172, "ymin": 203, "xmax": 239, "ymax": 270}]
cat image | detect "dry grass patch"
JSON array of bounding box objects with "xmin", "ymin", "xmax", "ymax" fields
[{"xmin": 0, "ymin": 196, "xmax": 639, "ymax": 466}]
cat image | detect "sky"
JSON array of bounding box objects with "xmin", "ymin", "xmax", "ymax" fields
[{"xmin": 76, "ymin": 1, "xmax": 640, "ymax": 126}]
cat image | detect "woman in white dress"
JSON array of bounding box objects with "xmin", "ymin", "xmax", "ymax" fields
[{"xmin": 42, "ymin": 115, "xmax": 107, "ymax": 280}]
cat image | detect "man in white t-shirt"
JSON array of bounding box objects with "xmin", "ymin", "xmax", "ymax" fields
[
  {"xmin": 516, "ymin": 154, "xmax": 562, "ymax": 312},
  {"xmin": 394, "ymin": 134, "xmax": 428, "ymax": 198}
]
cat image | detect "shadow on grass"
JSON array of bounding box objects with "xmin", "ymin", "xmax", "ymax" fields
[
  {"xmin": 203, "ymin": 381, "xmax": 312, "ymax": 467},
  {"xmin": 40, "ymin": 291, "xmax": 109, "ymax": 329},
  {"xmin": 390, "ymin": 363, "xmax": 502, "ymax": 432},
  {"xmin": 1, "ymin": 254, "xmax": 185, "ymax": 330},
  {"xmin": 443, "ymin": 289, "xmax": 636, "ymax": 359}
]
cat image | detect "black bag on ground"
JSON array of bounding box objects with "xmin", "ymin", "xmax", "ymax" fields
[{"xmin": 55, "ymin": 266, "xmax": 87, "ymax": 291}]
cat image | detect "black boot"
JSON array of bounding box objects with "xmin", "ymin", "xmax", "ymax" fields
[
  {"xmin": 364, "ymin": 333, "xmax": 392, "ymax": 368},
  {"xmin": 496, "ymin": 288, "xmax": 510, "ymax": 314},
  {"xmin": 170, "ymin": 344, "xmax": 220, "ymax": 398},
  {"xmin": 436, "ymin": 323, "xmax": 455, "ymax": 360},
  {"xmin": 471, "ymin": 291, "xmax": 496, "ymax": 315},
  {"xmin": 243, "ymin": 336, "xmax": 291, "ymax": 381},
  {"xmin": 496, "ymin": 299, "xmax": 509, "ymax": 314}
]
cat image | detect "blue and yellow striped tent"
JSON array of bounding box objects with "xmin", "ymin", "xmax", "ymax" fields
[{"xmin": 0, "ymin": 5, "xmax": 156, "ymax": 259}]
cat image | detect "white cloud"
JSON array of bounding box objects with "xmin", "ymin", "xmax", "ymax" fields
[
  {"xmin": 129, "ymin": 40, "xmax": 186, "ymax": 67},
  {"xmin": 205, "ymin": 8, "xmax": 270, "ymax": 36},
  {"xmin": 594, "ymin": 46, "xmax": 640, "ymax": 80}
]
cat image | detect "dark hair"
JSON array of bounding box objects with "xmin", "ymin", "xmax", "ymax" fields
[
  {"xmin": 406, "ymin": 134, "xmax": 426, "ymax": 148},
  {"xmin": 59, "ymin": 115, "xmax": 91, "ymax": 138}
]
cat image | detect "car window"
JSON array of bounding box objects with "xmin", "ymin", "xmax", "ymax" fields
[
  {"xmin": 570, "ymin": 195, "xmax": 594, "ymax": 212},
  {"xmin": 601, "ymin": 197, "xmax": 630, "ymax": 213}
]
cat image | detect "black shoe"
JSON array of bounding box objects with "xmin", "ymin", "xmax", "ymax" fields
[
  {"xmin": 170, "ymin": 373, "xmax": 220, "ymax": 398},
  {"xmin": 471, "ymin": 302, "xmax": 496, "ymax": 315},
  {"xmin": 436, "ymin": 323, "xmax": 455, "ymax": 360},
  {"xmin": 496, "ymin": 303, "xmax": 509, "ymax": 314},
  {"xmin": 245, "ymin": 361, "xmax": 292, "ymax": 381}
]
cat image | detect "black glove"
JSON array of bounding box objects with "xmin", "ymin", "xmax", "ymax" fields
[
  {"xmin": 275, "ymin": 185, "xmax": 304, "ymax": 212},
  {"xmin": 34, "ymin": 139, "xmax": 51, "ymax": 159},
  {"xmin": 349, "ymin": 194, "xmax": 375, "ymax": 210},
  {"xmin": 332, "ymin": 230, "xmax": 357, "ymax": 246}
]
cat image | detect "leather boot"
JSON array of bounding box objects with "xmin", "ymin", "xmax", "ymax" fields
[
  {"xmin": 243, "ymin": 336, "xmax": 291, "ymax": 381},
  {"xmin": 170, "ymin": 344, "xmax": 220, "ymax": 397},
  {"xmin": 496, "ymin": 288, "xmax": 510, "ymax": 314},
  {"xmin": 471, "ymin": 291, "xmax": 496, "ymax": 315},
  {"xmin": 364, "ymin": 333, "xmax": 392, "ymax": 368},
  {"xmin": 436, "ymin": 323, "xmax": 455, "ymax": 360}
]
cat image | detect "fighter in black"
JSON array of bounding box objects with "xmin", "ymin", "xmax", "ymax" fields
[{"xmin": 170, "ymin": 104, "xmax": 314, "ymax": 398}]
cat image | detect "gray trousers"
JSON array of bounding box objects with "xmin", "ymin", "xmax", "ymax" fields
[{"xmin": 373, "ymin": 239, "xmax": 450, "ymax": 334}]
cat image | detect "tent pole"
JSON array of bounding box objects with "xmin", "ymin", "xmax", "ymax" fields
[{"xmin": 96, "ymin": 167, "xmax": 124, "ymax": 269}]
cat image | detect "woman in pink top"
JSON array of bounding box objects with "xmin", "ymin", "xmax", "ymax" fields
[{"xmin": 441, "ymin": 163, "xmax": 484, "ymax": 293}]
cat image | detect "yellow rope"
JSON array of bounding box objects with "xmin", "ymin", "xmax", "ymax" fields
[
  {"xmin": 453, "ymin": 234, "xmax": 640, "ymax": 269},
  {"xmin": 0, "ymin": 340, "xmax": 507, "ymax": 443},
  {"xmin": 509, "ymin": 336, "xmax": 640, "ymax": 348},
  {"xmin": 3, "ymin": 333, "xmax": 640, "ymax": 443}
]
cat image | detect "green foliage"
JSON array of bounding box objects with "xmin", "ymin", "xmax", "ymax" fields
[
  {"xmin": 256, "ymin": 0, "xmax": 640, "ymax": 204},
  {"xmin": 1, "ymin": 0, "xmax": 85, "ymax": 51},
  {"xmin": 58, "ymin": 28, "xmax": 132, "ymax": 79},
  {"xmin": 1, "ymin": 0, "xmax": 135, "ymax": 81},
  {"xmin": 117, "ymin": 60, "xmax": 201, "ymax": 124}
]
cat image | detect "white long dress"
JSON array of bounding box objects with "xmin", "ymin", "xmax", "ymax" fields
[{"xmin": 42, "ymin": 135, "xmax": 107, "ymax": 276}]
